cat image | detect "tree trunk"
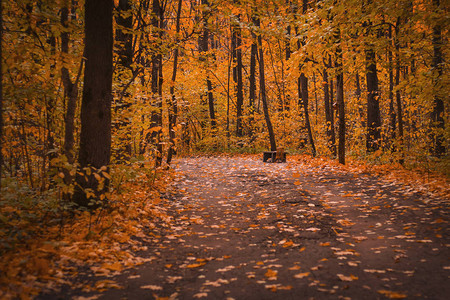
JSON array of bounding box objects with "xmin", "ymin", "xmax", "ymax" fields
[
  {"xmin": 255, "ymin": 15, "xmax": 276, "ymax": 151},
  {"xmin": 431, "ymin": 0, "xmax": 445, "ymax": 157},
  {"xmin": 113, "ymin": 0, "xmax": 134, "ymax": 163},
  {"xmin": 61, "ymin": 0, "xmax": 78, "ymax": 165},
  {"xmin": 249, "ymin": 34, "xmax": 257, "ymax": 113},
  {"xmin": 335, "ymin": 28, "xmax": 345, "ymax": 164},
  {"xmin": 167, "ymin": 0, "xmax": 183, "ymax": 164},
  {"xmin": 388, "ymin": 25, "xmax": 396, "ymax": 151},
  {"xmin": 232, "ymin": 15, "xmax": 244, "ymax": 137},
  {"xmin": 323, "ymin": 67, "xmax": 337, "ymax": 157},
  {"xmin": 0, "ymin": 0, "xmax": 3, "ymax": 188},
  {"xmin": 115, "ymin": 0, "xmax": 133, "ymax": 70},
  {"xmin": 73, "ymin": 0, "xmax": 113, "ymax": 208},
  {"xmin": 150, "ymin": 0, "xmax": 164, "ymax": 167},
  {"xmin": 297, "ymin": 0, "xmax": 316, "ymax": 156},
  {"xmin": 365, "ymin": 46, "xmax": 381, "ymax": 152},
  {"xmin": 299, "ymin": 74, "xmax": 316, "ymax": 156},
  {"xmin": 200, "ymin": 0, "xmax": 216, "ymax": 130},
  {"xmin": 395, "ymin": 17, "xmax": 404, "ymax": 164}
]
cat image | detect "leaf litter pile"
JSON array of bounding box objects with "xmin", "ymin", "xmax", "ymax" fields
[{"xmin": 8, "ymin": 155, "xmax": 450, "ymax": 299}]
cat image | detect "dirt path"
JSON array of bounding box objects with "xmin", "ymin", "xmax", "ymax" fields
[{"xmin": 41, "ymin": 156, "xmax": 449, "ymax": 299}]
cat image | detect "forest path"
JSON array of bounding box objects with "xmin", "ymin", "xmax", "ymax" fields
[{"xmin": 45, "ymin": 156, "xmax": 449, "ymax": 299}]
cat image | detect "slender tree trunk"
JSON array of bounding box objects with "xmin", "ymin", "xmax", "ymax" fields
[
  {"xmin": 297, "ymin": 0, "xmax": 316, "ymax": 156},
  {"xmin": 431, "ymin": 0, "xmax": 445, "ymax": 157},
  {"xmin": 116, "ymin": 0, "xmax": 133, "ymax": 70},
  {"xmin": 335, "ymin": 28, "xmax": 345, "ymax": 164},
  {"xmin": 0, "ymin": 0, "xmax": 3, "ymax": 188},
  {"xmin": 200, "ymin": 0, "xmax": 216, "ymax": 130},
  {"xmin": 150, "ymin": 0, "xmax": 164, "ymax": 167},
  {"xmin": 395, "ymin": 17, "xmax": 404, "ymax": 164},
  {"xmin": 232, "ymin": 15, "xmax": 244, "ymax": 137},
  {"xmin": 73, "ymin": 0, "xmax": 113, "ymax": 208},
  {"xmin": 323, "ymin": 67, "xmax": 336, "ymax": 157},
  {"xmin": 388, "ymin": 25, "xmax": 396, "ymax": 151},
  {"xmin": 61, "ymin": 0, "xmax": 78, "ymax": 165},
  {"xmin": 248, "ymin": 32, "xmax": 257, "ymax": 125},
  {"xmin": 167, "ymin": 0, "xmax": 183, "ymax": 164},
  {"xmin": 300, "ymin": 74, "xmax": 316, "ymax": 156},
  {"xmin": 365, "ymin": 46, "xmax": 381, "ymax": 152},
  {"xmin": 114, "ymin": 0, "xmax": 134, "ymax": 162},
  {"xmin": 254, "ymin": 15, "xmax": 276, "ymax": 151}
]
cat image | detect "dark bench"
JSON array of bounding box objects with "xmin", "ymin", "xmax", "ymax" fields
[{"xmin": 263, "ymin": 150, "xmax": 286, "ymax": 163}]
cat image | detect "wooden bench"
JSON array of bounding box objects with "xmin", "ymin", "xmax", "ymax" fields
[{"xmin": 263, "ymin": 148, "xmax": 286, "ymax": 163}]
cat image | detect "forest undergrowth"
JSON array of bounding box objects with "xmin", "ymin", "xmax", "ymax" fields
[
  {"xmin": 0, "ymin": 153, "xmax": 449, "ymax": 300},
  {"xmin": 0, "ymin": 160, "xmax": 175, "ymax": 299}
]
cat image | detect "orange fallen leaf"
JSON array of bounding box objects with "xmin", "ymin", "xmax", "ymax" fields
[
  {"xmin": 265, "ymin": 269, "xmax": 278, "ymax": 280},
  {"xmin": 378, "ymin": 290, "xmax": 407, "ymax": 299},
  {"xmin": 294, "ymin": 272, "xmax": 310, "ymax": 279},
  {"xmin": 186, "ymin": 263, "xmax": 205, "ymax": 268}
]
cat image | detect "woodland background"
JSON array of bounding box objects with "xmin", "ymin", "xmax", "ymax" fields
[{"xmin": 0, "ymin": 0, "xmax": 448, "ymax": 297}]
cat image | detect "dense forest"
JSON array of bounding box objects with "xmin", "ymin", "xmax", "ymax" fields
[
  {"xmin": 1, "ymin": 0, "xmax": 448, "ymax": 198},
  {"xmin": 0, "ymin": 0, "xmax": 448, "ymax": 298}
]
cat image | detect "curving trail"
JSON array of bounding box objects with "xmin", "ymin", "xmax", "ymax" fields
[{"xmin": 42, "ymin": 156, "xmax": 449, "ymax": 299}]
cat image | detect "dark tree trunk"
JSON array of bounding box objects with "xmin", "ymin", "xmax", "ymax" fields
[
  {"xmin": 73, "ymin": 0, "xmax": 113, "ymax": 208},
  {"xmin": 323, "ymin": 67, "xmax": 337, "ymax": 157},
  {"xmin": 113, "ymin": 0, "xmax": 134, "ymax": 163},
  {"xmin": 431, "ymin": 0, "xmax": 445, "ymax": 157},
  {"xmin": 335, "ymin": 28, "xmax": 345, "ymax": 164},
  {"xmin": 115, "ymin": 0, "xmax": 133, "ymax": 70},
  {"xmin": 388, "ymin": 25, "xmax": 396, "ymax": 150},
  {"xmin": 297, "ymin": 0, "xmax": 316, "ymax": 156},
  {"xmin": 365, "ymin": 46, "xmax": 381, "ymax": 152},
  {"xmin": 232, "ymin": 15, "xmax": 244, "ymax": 137},
  {"xmin": 299, "ymin": 74, "xmax": 316, "ymax": 156},
  {"xmin": 249, "ymin": 37, "xmax": 257, "ymax": 112},
  {"xmin": 150, "ymin": 0, "xmax": 164, "ymax": 167},
  {"xmin": 167, "ymin": 0, "xmax": 183, "ymax": 164},
  {"xmin": 395, "ymin": 17, "xmax": 404, "ymax": 164},
  {"xmin": 255, "ymin": 15, "xmax": 276, "ymax": 151},
  {"xmin": 200, "ymin": 0, "xmax": 216, "ymax": 130},
  {"xmin": 61, "ymin": 0, "xmax": 80, "ymax": 165},
  {"xmin": 0, "ymin": 0, "xmax": 3, "ymax": 188}
]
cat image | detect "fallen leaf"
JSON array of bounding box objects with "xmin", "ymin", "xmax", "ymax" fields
[
  {"xmin": 294, "ymin": 272, "xmax": 310, "ymax": 279},
  {"xmin": 337, "ymin": 274, "xmax": 358, "ymax": 281},
  {"xmin": 378, "ymin": 290, "xmax": 407, "ymax": 299},
  {"xmin": 265, "ymin": 269, "xmax": 278, "ymax": 280},
  {"xmin": 140, "ymin": 285, "xmax": 163, "ymax": 290}
]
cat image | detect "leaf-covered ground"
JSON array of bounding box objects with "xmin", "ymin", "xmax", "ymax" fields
[{"xmin": 37, "ymin": 155, "xmax": 449, "ymax": 299}]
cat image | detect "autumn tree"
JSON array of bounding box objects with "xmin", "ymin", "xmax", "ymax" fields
[
  {"xmin": 254, "ymin": 10, "xmax": 276, "ymax": 151},
  {"xmin": 430, "ymin": 0, "xmax": 445, "ymax": 157},
  {"xmin": 73, "ymin": 0, "xmax": 113, "ymax": 207},
  {"xmin": 199, "ymin": 0, "xmax": 217, "ymax": 130}
]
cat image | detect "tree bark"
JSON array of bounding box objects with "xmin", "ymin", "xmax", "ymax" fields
[
  {"xmin": 232, "ymin": 14, "xmax": 244, "ymax": 137},
  {"xmin": 150, "ymin": 0, "xmax": 164, "ymax": 167},
  {"xmin": 61, "ymin": 0, "xmax": 78, "ymax": 165},
  {"xmin": 388, "ymin": 25, "xmax": 396, "ymax": 151},
  {"xmin": 335, "ymin": 28, "xmax": 345, "ymax": 164},
  {"xmin": 299, "ymin": 74, "xmax": 316, "ymax": 157},
  {"xmin": 167, "ymin": 0, "xmax": 183, "ymax": 164},
  {"xmin": 431, "ymin": 0, "xmax": 445, "ymax": 157},
  {"xmin": 0, "ymin": 0, "xmax": 3, "ymax": 188},
  {"xmin": 365, "ymin": 46, "xmax": 381, "ymax": 152},
  {"xmin": 249, "ymin": 34, "xmax": 257, "ymax": 113},
  {"xmin": 395, "ymin": 17, "xmax": 404, "ymax": 164},
  {"xmin": 323, "ymin": 67, "xmax": 337, "ymax": 157},
  {"xmin": 297, "ymin": 0, "xmax": 316, "ymax": 156},
  {"xmin": 73, "ymin": 0, "xmax": 113, "ymax": 208},
  {"xmin": 200, "ymin": 0, "xmax": 216, "ymax": 130},
  {"xmin": 255, "ymin": 15, "xmax": 276, "ymax": 151}
]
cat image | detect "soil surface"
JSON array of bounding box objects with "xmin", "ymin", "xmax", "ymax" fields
[{"xmin": 40, "ymin": 156, "xmax": 449, "ymax": 299}]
